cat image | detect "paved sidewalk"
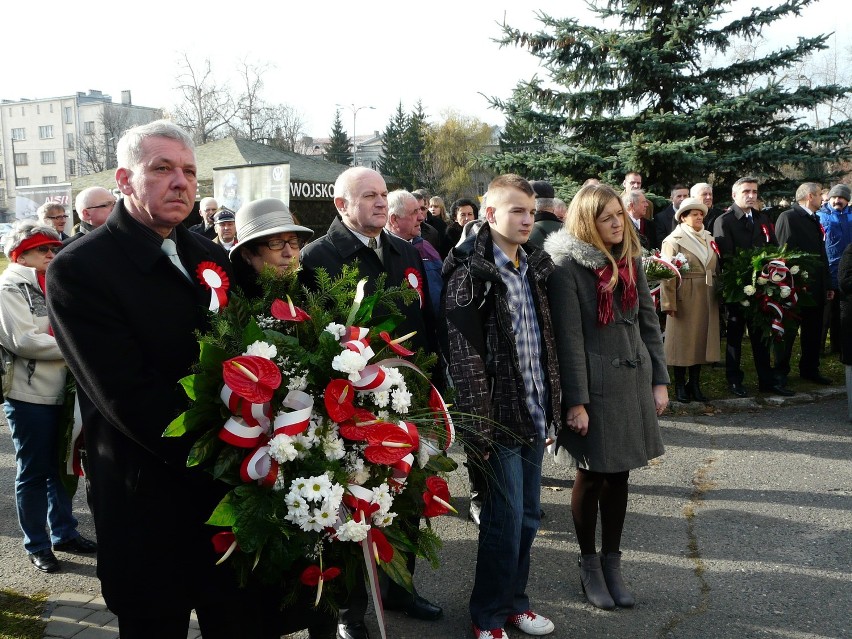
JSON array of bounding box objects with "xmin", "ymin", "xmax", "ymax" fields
[{"xmin": 3, "ymin": 386, "xmax": 849, "ymax": 639}]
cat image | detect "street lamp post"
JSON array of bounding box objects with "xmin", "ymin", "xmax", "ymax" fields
[{"xmin": 337, "ymin": 103, "xmax": 375, "ymax": 167}]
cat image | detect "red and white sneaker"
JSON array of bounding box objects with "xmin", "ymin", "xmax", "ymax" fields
[
  {"xmin": 508, "ymin": 610, "xmax": 554, "ymax": 636},
  {"xmin": 472, "ymin": 623, "xmax": 509, "ymax": 638}
]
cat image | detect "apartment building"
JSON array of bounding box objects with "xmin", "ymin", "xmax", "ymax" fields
[{"xmin": 0, "ymin": 89, "xmax": 161, "ymax": 216}]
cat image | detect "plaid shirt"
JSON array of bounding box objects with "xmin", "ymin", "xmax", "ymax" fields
[{"xmin": 493, "ymin": 243, "xmax": 548, "ymax": 438}]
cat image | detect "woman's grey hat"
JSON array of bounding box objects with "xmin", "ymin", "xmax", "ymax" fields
[
  {"xmin": 230, "ymin": 198, "xmax": 313, "ymax": 260},
  {"xmin": 675, "ymin": 197, "xmax": 708, "ymax": 222}
]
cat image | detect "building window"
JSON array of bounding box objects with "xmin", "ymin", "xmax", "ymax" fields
[
  {"xmin": 16, "ymin": 178, "xmax": 30, "ymax": 187},
  {"xmin": 67, "ymin": 159, "xmax": 76, "ymax": 176},
  {"xmin": 43, "ymin": 176, "xmax": 58, "ymax": 185},
  {"xmin": 66, "ymin": 133, "xmax": 74, "ymax": 150},
  {"xmin": 20, "ymin": 106, "xmax": 24, "ymax": 115},
  {"xmin": 39, "ymin": 125, "xmax": 54, "ymax": 139},
  {"xmin": 49, "ymin": 103, "xmax": 54, "ymax": 113},
  {"xmin": 84, "ymin": 121, "xmax": 95, "ymax": 135},
  {"xmin": 41, "ymin": 151, "xmax": 56, "ymax": 164},
  {"xmin": 65, "ymin": 106, "xmax": 73, "ymax": 124},
  {"xmin": 11, "ymin": 128, "xmax": 25, "ymax": 141},
  {"xmin": 14, "ymin": 153, "xmax": 27, "ymax": 166},
  {"xmin": 36, "ymin": 104, "xmax": 40, "ymax": 115}
]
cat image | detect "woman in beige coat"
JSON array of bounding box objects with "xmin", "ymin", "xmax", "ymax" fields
[{"xmin": 661, "ymin": 197, "xmax": 720, "ymax": 402}]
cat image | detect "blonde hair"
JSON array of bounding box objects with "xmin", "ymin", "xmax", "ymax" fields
[
  {"xmin": 566, "ymin": 184, "xmax": 640, "ymax": 290},
  {"xmin": 429, "ymin": 196, "xmax": 449, "ymax": 223}
]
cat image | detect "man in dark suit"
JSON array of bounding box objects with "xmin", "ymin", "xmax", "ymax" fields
[
  {"xmin": 623, "ymin": 188, "xmax": 657, "ymax": 249},
  {"xmin": 189, "ymin": 196, "xmax": 218, "ymax": 239},
  {"xmin": 300, "ymin": 167, "xmax": 441, "ymax": 639},
  {"xmin": 653, "ymin": 184, "xmax": 689, "ymax": 248},
  {"xmin": 713, "ymin": 176, "xmax": 791, "ymax": 397},
  {"xmin": 774, "ymin": 182, "xmax": 834, "ymax": 385},
  {"xmin": 47, "ymin": 121, "xmax": 271, "ymax": 639}
]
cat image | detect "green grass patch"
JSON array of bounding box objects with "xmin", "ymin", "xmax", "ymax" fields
[{"xmin": 0, "ymin": 589, "xmax": 47, "ymax": 639}]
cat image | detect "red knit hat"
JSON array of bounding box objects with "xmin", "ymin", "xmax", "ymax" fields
[{"xmin": 9, "ymin": 233, "xmax": 62, "ymax": 263}]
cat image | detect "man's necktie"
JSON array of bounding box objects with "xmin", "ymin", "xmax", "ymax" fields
[
  {"xmin": 368, "ymin": 237, "xmax": 378, "ymax": 249},
  {"xmin": 161, "ymin": 238, "xmax": 191, "ymax": 281},
  {"xmin": 745, "ymin": 214, "xmax": 754, "ymax": 232}
]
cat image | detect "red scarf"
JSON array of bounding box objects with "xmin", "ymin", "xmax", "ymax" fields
[{"xmin": 594, "ymin": 258, "xmax": 637, "ymax": 326}]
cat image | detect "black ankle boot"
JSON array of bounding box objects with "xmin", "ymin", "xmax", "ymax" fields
[
  {"xmin": 687, "ymin": 365, "xmax": 707, "ymax": 402},
  {"xmin": 674, "ymin": 366, "xmax": 690, "ymax": 403}
]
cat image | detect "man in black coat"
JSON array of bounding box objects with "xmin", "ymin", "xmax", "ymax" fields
[
  {"xmin": 189, "ymin": 196, "xmax": 218, "ymax": 239},
  {"xmin": 653, "ymin": 184, "xmax": 689, "ymax": 248},
  {"xmin": 47, "ymin": 121, "xmax": 271, "ymax": 639},
  {"xmin": 300, "ymin": 167, "xmax": 441, "ymax": 639},
  {"xmin": 774, "ymin": 182, "xmax": 834, "ymax": 385},
  {"xmin": 713, "ymin": 177, "xmax": 791, "ymax": 397},
  {"xmin": 623, "ymin": 188, "xmax": 657, "ymax": 249}
]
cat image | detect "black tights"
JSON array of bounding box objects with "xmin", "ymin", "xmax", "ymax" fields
[{"xmin": 571, "ymin": 468, "xmax": 629, "ymax": 556}]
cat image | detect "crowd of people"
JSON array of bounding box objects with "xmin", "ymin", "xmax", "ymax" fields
[{"xmin": 1, "ymin": 117, "xmax": 849, "ymax": 639}]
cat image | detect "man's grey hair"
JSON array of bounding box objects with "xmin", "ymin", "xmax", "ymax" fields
[
  {"xmin": 536, "ymin": 197, "xmax": 555, "ymax": 212},
  {"xmin": 621, "ymin": 188, "xmax": 646, "ymax": 211},
  {"xmin": 690, "ymin": 182, "xmax": 712, "ymax": 197},
  {"xmin": 553, "ymin": 198, "xmax": 567, "ymax": 212},
  {"xmin": 75, "ymin": 187, "xmax": 113, "ymax": 214},
  {"xmin": 3, "ymin": 219, "xmax": 61, "ymax": 259},
  {"xmin": 36, "ymin": 202, "xmax": 66, "ymax": 222},
  {"xmin": 199, "ymin": 197, "xmax": 217, "ymax": 211},
  {"xmin": 388, "ymin": 190, "xmax": 416, "ymax": 218},
  {"xmin": 116, "ymin": 119, "xmax": 194, "ymax": 170},
  {"xmin": 795, "ymin": 182, "xmax": 820, "ymax": 203}
]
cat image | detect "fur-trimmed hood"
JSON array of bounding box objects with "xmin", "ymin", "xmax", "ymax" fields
[{"xmin": 543, "ymin": 228, "xmax": 612, "ymax": 270}]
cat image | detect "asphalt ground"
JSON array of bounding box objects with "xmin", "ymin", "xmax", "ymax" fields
[{"xmin": 1, "ymin": 391, "xmax": 850, "ymax": 639}]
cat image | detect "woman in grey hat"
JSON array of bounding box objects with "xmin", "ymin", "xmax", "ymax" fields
[
  {"xmin": 660, "ymin": 197, "xmax": 720, "ymax": 403},
  {"xmin": 229, "ymin": 198, "xmax": 314, "ymax": 297}
]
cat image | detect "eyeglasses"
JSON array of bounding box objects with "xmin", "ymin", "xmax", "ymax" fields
[
  {"xmin": 46, "ymin": 215, "xmax": 69, "ymax": 220},
  {"xmin": 88, "ymin": 202, "xmax": 116, "ymax": 210},
  {"xmin": 262, "ymin": 237, "xmax": 302, "ymax": 251},
  {"xmin": 419, "ymin": 206, "xmax": 428, "ymax": 212},
  {"xmin": 33, "ymin": 246, "xmax": 58, "ymax": 254},
  {"xmin": 204, "ymin": 208, "xmax": 218, "ymax": 212}
]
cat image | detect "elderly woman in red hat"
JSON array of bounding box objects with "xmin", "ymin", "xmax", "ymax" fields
[{"xmin": 0, "ymin": 220, "xmax": 96, "ymax": 574}]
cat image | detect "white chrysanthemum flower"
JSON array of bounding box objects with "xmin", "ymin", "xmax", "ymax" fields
[
  {"xmin": 273, "ymin": 474, "xmax": 289, "ymax": 492},
  {"xmin": 301, "ymin": 474, "xmax": 333, "ymax": 501},
  {"xmin": 371, "ymin": 391, "xmax": 390, "ymax": 408},
  {"xmin": 391, "ymin": 387, "xmax": 412, "ymax": 413},
  {"xmin": 372, "ymin": 483, "xmax": 394, "ymax": 512},
  {"xmin": 326, "ymin": 483, "xmax": 345, "ymax": 511},
  {"xmin": 325, "ymin": 323, "xmax": 347, "ymax": 338},
  {"xmin": 336, "ymin": 519, "xmax": 370, "ymax": 542},
  {"xmin": 244, "ymin": 340, "xmax": 277, "ymax": 359},
  {"xmin": 802, "ymin": 271, "xmax": 808, "ymax": 279},
  {"xmin": 377, "ymin": 410, "xmax": 390, "ymax": 422},
  {"xmin": 743, "ymin": 285, "xmax": 756, "ymax": 296},
  {"xmin": 287, "ymin": 372, "xmax": 308, "ymax": 391},
  {"xmin": 383, "ymin": 366, "xmax": 404, "ymax": 388},
  {"xmin": 741, "ymin": 300, "xmax": 750, "ymax": 307},
  {"xmin": 770, "ymin": 271, "xmax": 785, "ymax": 283},
  {"xmin": 284, "ymin": 492, "xmax": 310, "ymax": 523},
  {"xmin": 268, "ymin": 434, "xmax": 298, "ymax": 463},
  {"xmin": 373, "ymin": 511, "xmax": 397, "ymax": 527},
  {"xmin": 790, "ymin": 265, "xmax": 800, "ymax": 274},
  {"xmin": 779, "ymin": 286, "xmax": 791, "ymax": 298},
  {"xmin": 292, "ymin": 432, "xmax": 315, "ymax": 459},
  {"xmin": 331, "ymin": 350, "xmax": 368, "ymax": 381},
  {"xmin": 323, "ymin": 434, "xmax": 346, "ymax": 461},
  {"xmin": 756, "ymin": 277, "xmax": 768, "ymax": 285},
  {"xmin": 312, "ymin": 505, "xmax": 337, "ymax": 529},
  {"xmin": 299, "ymin": 513, "xmax": 326, "ymax": 533}
]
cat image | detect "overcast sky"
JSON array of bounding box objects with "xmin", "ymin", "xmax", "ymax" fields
[{"xmin": 5, "ymin": 0, "xmax": 843, "ymax": 139}]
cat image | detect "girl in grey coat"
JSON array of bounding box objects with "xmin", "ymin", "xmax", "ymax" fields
[{"xmin": 544, "ymin": 184, "xmax": 669, "ymax": 611}]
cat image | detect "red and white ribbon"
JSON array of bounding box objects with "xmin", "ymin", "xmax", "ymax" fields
[
  {"xmin": 196, "ymin": 261, "xmax": 230, "ymax": 312},
  {"xmin": 351, "ymin": 365, "xmax": 392, "ymax": 392},
  {"xmin": 219, "ymin": 416, "xmax": 266, "ymax": 448},
  {"xmin": 761, "ymin": 224, "xmax": 771, "ymax": 243},
  {"xmin": 240, "ymin": 444, "xmax": 278, "ymax": 487},
  {"xmin": 272, "ymin": 390, "xmax": 314, "ymax": 436},
  {"xmin": 220, "ymin": 385, "xmax": 271, "ymax": 428},
  {"xmin": 404, "ymin": 268, "xmax": 424, "ymax": 309}
]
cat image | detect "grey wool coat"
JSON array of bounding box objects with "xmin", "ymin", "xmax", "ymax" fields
[{"xmin": 543, "ymin": 229, "xmax": 667, "ymax": 473}]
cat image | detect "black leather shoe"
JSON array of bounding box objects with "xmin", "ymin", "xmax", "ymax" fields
[
  {"xmin": 384, "ymin": 593, "xmax": 443, "ymax": 621},
  {"xmin": 337, "ymin": 621, "xmax": 370, "ymax": 639},
  {"xmin": 54, "ymin": 535, "xmax": 97, "ymax": 554},
  {"xmin": 801, "ymin": 374, "xmax": 832, "ymax": 385},
  {"xmin": 728, "ymin": 383, "xmax": 748, "ymax": 398},
  {"xmin": 29, "ymin": 549, "xmax": 60, "ymax": 573},
  {"xmin": 760, "ymin": 384, "xmax": 794, "ymax": 397}
]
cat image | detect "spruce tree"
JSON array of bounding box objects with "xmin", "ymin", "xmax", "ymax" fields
[
  {"xmin": 486, "ymin": 0, "xmax": 852, "ymax": 201},
  {"xmin": 379, "ymin": 103, "xmax": 409, "ymax": 184},
  {"xmin": 324, "ymin": 110, "xmax": 352, "ymax": 166}
]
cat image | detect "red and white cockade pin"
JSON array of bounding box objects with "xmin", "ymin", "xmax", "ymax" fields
[
  {"xmin": 196, "ymin": 262, "xmax": 230, "ymax": 312},
  {"xmin": 404, "ymin": 268, "xmax": 424, "ymax": 309}
]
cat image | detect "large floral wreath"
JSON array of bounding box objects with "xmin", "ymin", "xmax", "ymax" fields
[
  {"xmin": 164, "ymin": 265, "xmax": 457, "ymax": 618},
  {"xmin": 717, "ymin": 246, "xmax": 820, "ymax": 342}
]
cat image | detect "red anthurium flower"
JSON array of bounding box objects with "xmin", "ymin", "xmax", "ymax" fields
[
  {"xmin": 343, "ymin": 494, "xmax": 380, "ymax": 522},
  {"xmin": 324, "ymin": 379, "xmax": 355, "ymax": 423},
  {"xmin": 363, "ymin": 422, "xmax": 415, "ymax": 465},
  {"xmin": 271, "ymin": 296, "xmax": 311, "ymax": 322},
  {"xmin": 222, "ymin": 356, "xmax": 282, "ymax": 404},
  {"xmin": 370, "ymin": 528, "xmax": 394, "ymax": 563},
  {"xmin": 422, "ymin": 476, "xmax": 457, "ymax": 518},
  {"xmin": 300, "ymin": 564, "xmax": 342, "ymax": 586},
  {"xmin": 339, "ymin": 408, "xmax": 379, "ymax": 441},
  {"xmin": 378, "ymin": 331, "xmax": 416, "ymax": 357},
  {"xmin": 211, "ymin": 531, "xmax": 239, "ymax": 565}
]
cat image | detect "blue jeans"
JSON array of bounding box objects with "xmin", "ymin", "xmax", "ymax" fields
[
  {"xmin": 470, "ymin": 437, "xmax": 545, "ymax": 630},
  {"xmin": 3, "ymin": 399, "xmax": 78, "ymax": 553}
]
